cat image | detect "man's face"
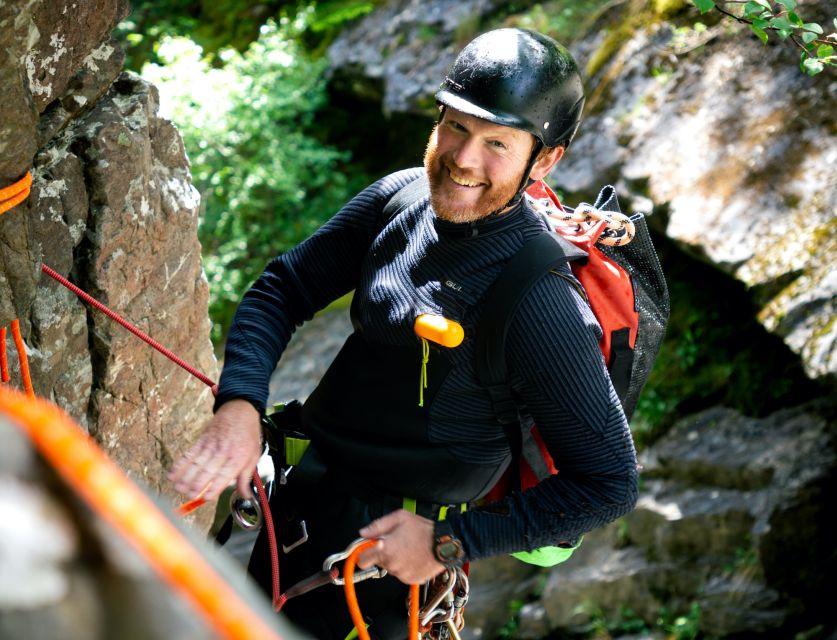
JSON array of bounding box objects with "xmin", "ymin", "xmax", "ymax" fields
[{"xmin": 423, "ymin": 107, "xmax": 536, "ymax": 224}]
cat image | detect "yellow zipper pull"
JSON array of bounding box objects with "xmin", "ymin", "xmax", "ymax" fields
[
  {"xmin": 414, "ymin": 314, "xmax": 464, "ymax": 407},
  {"xmin": 419, "ymin": 337, "xmax": 429, "ymax": 407}
]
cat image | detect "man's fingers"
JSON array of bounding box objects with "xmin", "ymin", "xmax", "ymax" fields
[
  {"xmin": 359, "ymin": 509, "xmax": 404, "ymax": 539},
  {"xmin": 236, "ymin": 468, "xmax": 255, "ymax": 499},
  {"xmin": 357, "ymin": 539, "xmax": 385, "ymax": 570}
]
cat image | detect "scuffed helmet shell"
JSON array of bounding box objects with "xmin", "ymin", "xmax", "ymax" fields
[{"xmin": 436, "ymin": 28, "xmax": 585, "ymax": 148}]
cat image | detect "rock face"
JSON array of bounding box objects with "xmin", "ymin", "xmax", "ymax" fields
[
  {"xmin": 459, "ymin": 398, "xmax": 837, "ymax": 639},
  {"xmin": 0, "ymin": 0, "xmax": 216, "ymax": 496},
  {"xmin": 1, "ymin": 0, "xmax": 222, "ymax": 635},
  {"xmin": 327, "ymin": 0, "xmax": 837, "ymax": 383}
]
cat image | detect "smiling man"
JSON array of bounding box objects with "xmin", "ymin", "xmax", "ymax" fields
[{"xmin": 171, "ymin": 28, "xmax": 638, "ymax": 639}]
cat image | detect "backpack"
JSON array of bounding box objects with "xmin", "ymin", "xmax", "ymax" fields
[{"xmin": 474, "ymin": 179, "xmax": 669, "ymax": 565}]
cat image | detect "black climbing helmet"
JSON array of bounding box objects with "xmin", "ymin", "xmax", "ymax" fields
[{"xmin": 436, "ymin": 28, "xmax": 585, "ymax": 149}]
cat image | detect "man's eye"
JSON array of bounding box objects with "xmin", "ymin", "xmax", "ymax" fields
[
  {"xmin": 490, "ymin": 140, "xmax": 507, "ymax": 150},
  {"xmin": 449, "ymin": 121, "xmax": 466, "ymax": 132}
]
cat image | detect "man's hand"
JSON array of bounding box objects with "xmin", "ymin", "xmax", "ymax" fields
[
  {"xmin": 357, "ymin": 510, "xmax": 447, "ymax": 584},
  {"xmin": 168, "ymin": 399, "xmax": 262, "ymax": 501}
]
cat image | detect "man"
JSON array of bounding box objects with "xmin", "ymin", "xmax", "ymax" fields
[{"xmin": 171, "ymin": 28, "xmax": 638, "ymax": 638}]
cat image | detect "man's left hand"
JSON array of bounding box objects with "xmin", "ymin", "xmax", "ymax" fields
[{"xmin": 358, "ymin": 510, "xmax": 446, "ymax": 584}]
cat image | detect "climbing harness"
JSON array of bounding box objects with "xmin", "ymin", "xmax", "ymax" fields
[{"xmin": 0, "ymin": 385, "xmax": 284, "ymax": 640}]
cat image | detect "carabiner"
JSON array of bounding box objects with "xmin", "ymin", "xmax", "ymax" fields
[
  {"xmin": 323, "ymin": 538, "xmax": 387, "ymax": 585},
  {"xmin": 419, "ymin": 568, "xmax": 458, "ymax": 626}
]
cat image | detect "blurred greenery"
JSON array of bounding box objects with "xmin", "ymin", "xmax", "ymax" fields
[
  {"xmin": 141, "ymin": 16, "xmax": 369, "ymax": 342},
  {"xmin": 117, "ymin": 0, "xmax": 382, "ymax": 69}
]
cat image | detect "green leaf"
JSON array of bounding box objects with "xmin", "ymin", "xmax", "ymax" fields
[
  {"xmin": 751, "ymin": 25, "xmax": 769, "ymax": 44},
  {"xmin": 753, "ymin": 18, "xmax": 769, "ymax": 28},
  {"xmin": 788, "ymin": 12, "xmax": 804, "ymax": 26},
  {"xmin": 817, "ymin": 44, "xmax": 834, "ymax": 57},
  {"xmin": 802, "ymin": 57, "xmax": 824, "ymax": 74},
  {"xmin": 769, "ymin": 17, "xmax": 793, "ymax": 30},
  {"xmin": 692, "ymin": 0, "xmax": 715, "ymax": 14},
  {"xmin": 802, "ymin": 31, "xmax": 818, "ymax": 43},
  {"xmin": 778, "ymin": 28, "xmax": 793, "ymax": 39},
  {"xmin": 743, "ymin": 1, "xmax": 765, "ymax": 17},
  {"xmin": 776, "ymin": 0, "xmax": 796, "ymax": 9},
  {"xmin": 802, "ymin": 23, "xmax": 824, "ymax": 34},
  {"xmin": 745, "ymin": 2, "xmax": 772, "ymax": 18}
]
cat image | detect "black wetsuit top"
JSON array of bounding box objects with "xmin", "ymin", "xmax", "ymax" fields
[{"xmin": 216, "ymin": 168, "xmax": 638, "ymax": 561}]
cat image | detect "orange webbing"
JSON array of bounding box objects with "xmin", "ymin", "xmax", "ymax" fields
[
  {"xmin": 10, "ymin": 320, "xmax": 34, "ymax": 398},
  {"xmin": 0, "ymin": 327, "xmax": 8, "ymax": 383},
  {"xmin": 0, "ymin": 385, "xmax": 283, "ymax": 640},
  {"xmin": 0, "ymin": 171, "xmax": 32, "ymax": 215},
  {"xmin": 343, "ymin": 540, "xmax": 420, "ymax": 640}
]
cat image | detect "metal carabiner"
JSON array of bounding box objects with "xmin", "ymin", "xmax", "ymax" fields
[
  {"xmin": 323, "ymin": 538, "xmax": 387, "ymax": 586},
  {"xmin": 419, "ymin": 568, "xmax": 458, "ymax": 626}
]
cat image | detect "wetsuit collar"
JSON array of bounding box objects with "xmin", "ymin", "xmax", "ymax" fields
[{"xmin": 433, "ymin": 200, "xmax": 527, "ymax": 239}]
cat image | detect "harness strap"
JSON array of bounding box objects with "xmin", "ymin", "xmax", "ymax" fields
[{"xmin": 474, "ymin": 232, "xmax": 587, "ymax": 424}]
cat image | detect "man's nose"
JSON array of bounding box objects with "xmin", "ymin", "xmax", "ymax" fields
[{"xmin": 451, "ymin": 137, "xmax": 481, "ymax": 170}]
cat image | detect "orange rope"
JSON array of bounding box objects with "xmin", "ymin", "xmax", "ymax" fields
[
  {"xmin": 0, "ymin": 171, "xmax": 32, "ymax": 215},
  {"xmin": 0, "ymin": 327, "xmax": 8, "ymax": 383},
  {"xmin": 0, "ymin": 385, "xmax": 284, "ymax": 640},
  {"xmin": 0, "ymin": 171, "xmax": 31, "ymax": 200},
  {"xmin": 343, "ymin": 540, "xmax": 421, "ymax": 640},
  {"xmin": 409, "ymin": 582, "xmax": 419, "ymax": 640},
  {"xmin": 10, "ymin": 320, "xmax": 34, "ymax": 398}
]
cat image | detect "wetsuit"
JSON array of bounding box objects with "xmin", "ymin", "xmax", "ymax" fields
[{"xmin": 216, "ymin": 168, "xmax": 638, "ymax": 637}]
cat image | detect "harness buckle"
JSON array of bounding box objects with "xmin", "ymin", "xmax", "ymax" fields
[
  {"xmin": 281, "ymin": 519, "xmax": 309, "ymax": 554},
  {"xmin": 323, "ymin": 538, "xmax": 388, "ymax": 585}
]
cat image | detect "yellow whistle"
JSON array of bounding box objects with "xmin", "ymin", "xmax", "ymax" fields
[{"xmin": 414, "ymin": 314, "xmax": 464, "ymax": 348}]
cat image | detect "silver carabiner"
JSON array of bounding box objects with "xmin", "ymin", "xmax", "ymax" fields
[
  {"xmin": 420, "ymin": 568, "xmax": 458, "ymax": 626},
  {"xmin": 323, "ymin": 538, "xmax": 387, "ymax": 585},
  {"xmin": 229, "ymin": 486, "xmax": 263, "ymax": 530}
]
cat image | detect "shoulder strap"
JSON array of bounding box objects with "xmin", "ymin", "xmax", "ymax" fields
[
  {"xmin": 382, "ymin": 174, "xmax": 430, "ymax": 221},
  {"xmin": 475, "ymin": 232, "xmax": 587, "ymax": 424}
]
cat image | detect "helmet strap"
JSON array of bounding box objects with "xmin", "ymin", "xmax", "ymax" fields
[{"xmin": 494, "ymin": 139, "xmax": 543, "ymax": 214}]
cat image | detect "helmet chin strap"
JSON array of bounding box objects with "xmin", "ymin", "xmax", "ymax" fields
[{"xmin": 494, "ymin": 139, "xmax": 543, "ymax": 215}]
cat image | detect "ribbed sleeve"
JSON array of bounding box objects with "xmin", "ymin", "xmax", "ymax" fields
[
  {"xmin": 447, "ymin": 271, "xmax": 638, "ymax": 560},
  {"xmin": 215, "ymin": 169, "xmax": 423, "ymax": 412}
]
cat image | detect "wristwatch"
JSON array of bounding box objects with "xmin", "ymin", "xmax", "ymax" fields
[{"xmin": 433, "ymin": 520, "xmax": 465, "ymax": 568}]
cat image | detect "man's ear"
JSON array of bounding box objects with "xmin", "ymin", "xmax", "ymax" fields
[{"xmin": 529, "ymin": 146, "xmax": 564, "ymax": 182}]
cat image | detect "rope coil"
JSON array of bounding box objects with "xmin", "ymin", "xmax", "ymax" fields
[{"xmin": 0, "ymin": 171, "xmax": 32, "ymax": 216}]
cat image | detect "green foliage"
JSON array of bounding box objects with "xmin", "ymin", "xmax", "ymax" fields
[
  {"xmin": 687, "ymin": 0, "xmax": 837, "ymax": 74},
  {"xmin": 657, "ymin": 602, "xmax": 702, "ymax": 639},
  {"xmin": 142, "ymin": 19, "xmax": 365, "ymax": 342},
  {"xmin": 506, "ymin": 0, "xmax": 615, "ymax": 46},
  {"xmin": 117, "ymin": 0, "xmax": 380, "ymax": 69}
]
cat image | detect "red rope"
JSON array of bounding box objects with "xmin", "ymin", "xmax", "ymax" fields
[
  {"xmin": 254, "ymin": 473, "xmax": 282, "ymax": 611},
  {"xmin": 41, "ymin": 263, "xmax": 217, "ymax": 391},
  {"xmin": 0, "ymin": 327, "xmax": 8, "ymax": 383}
]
